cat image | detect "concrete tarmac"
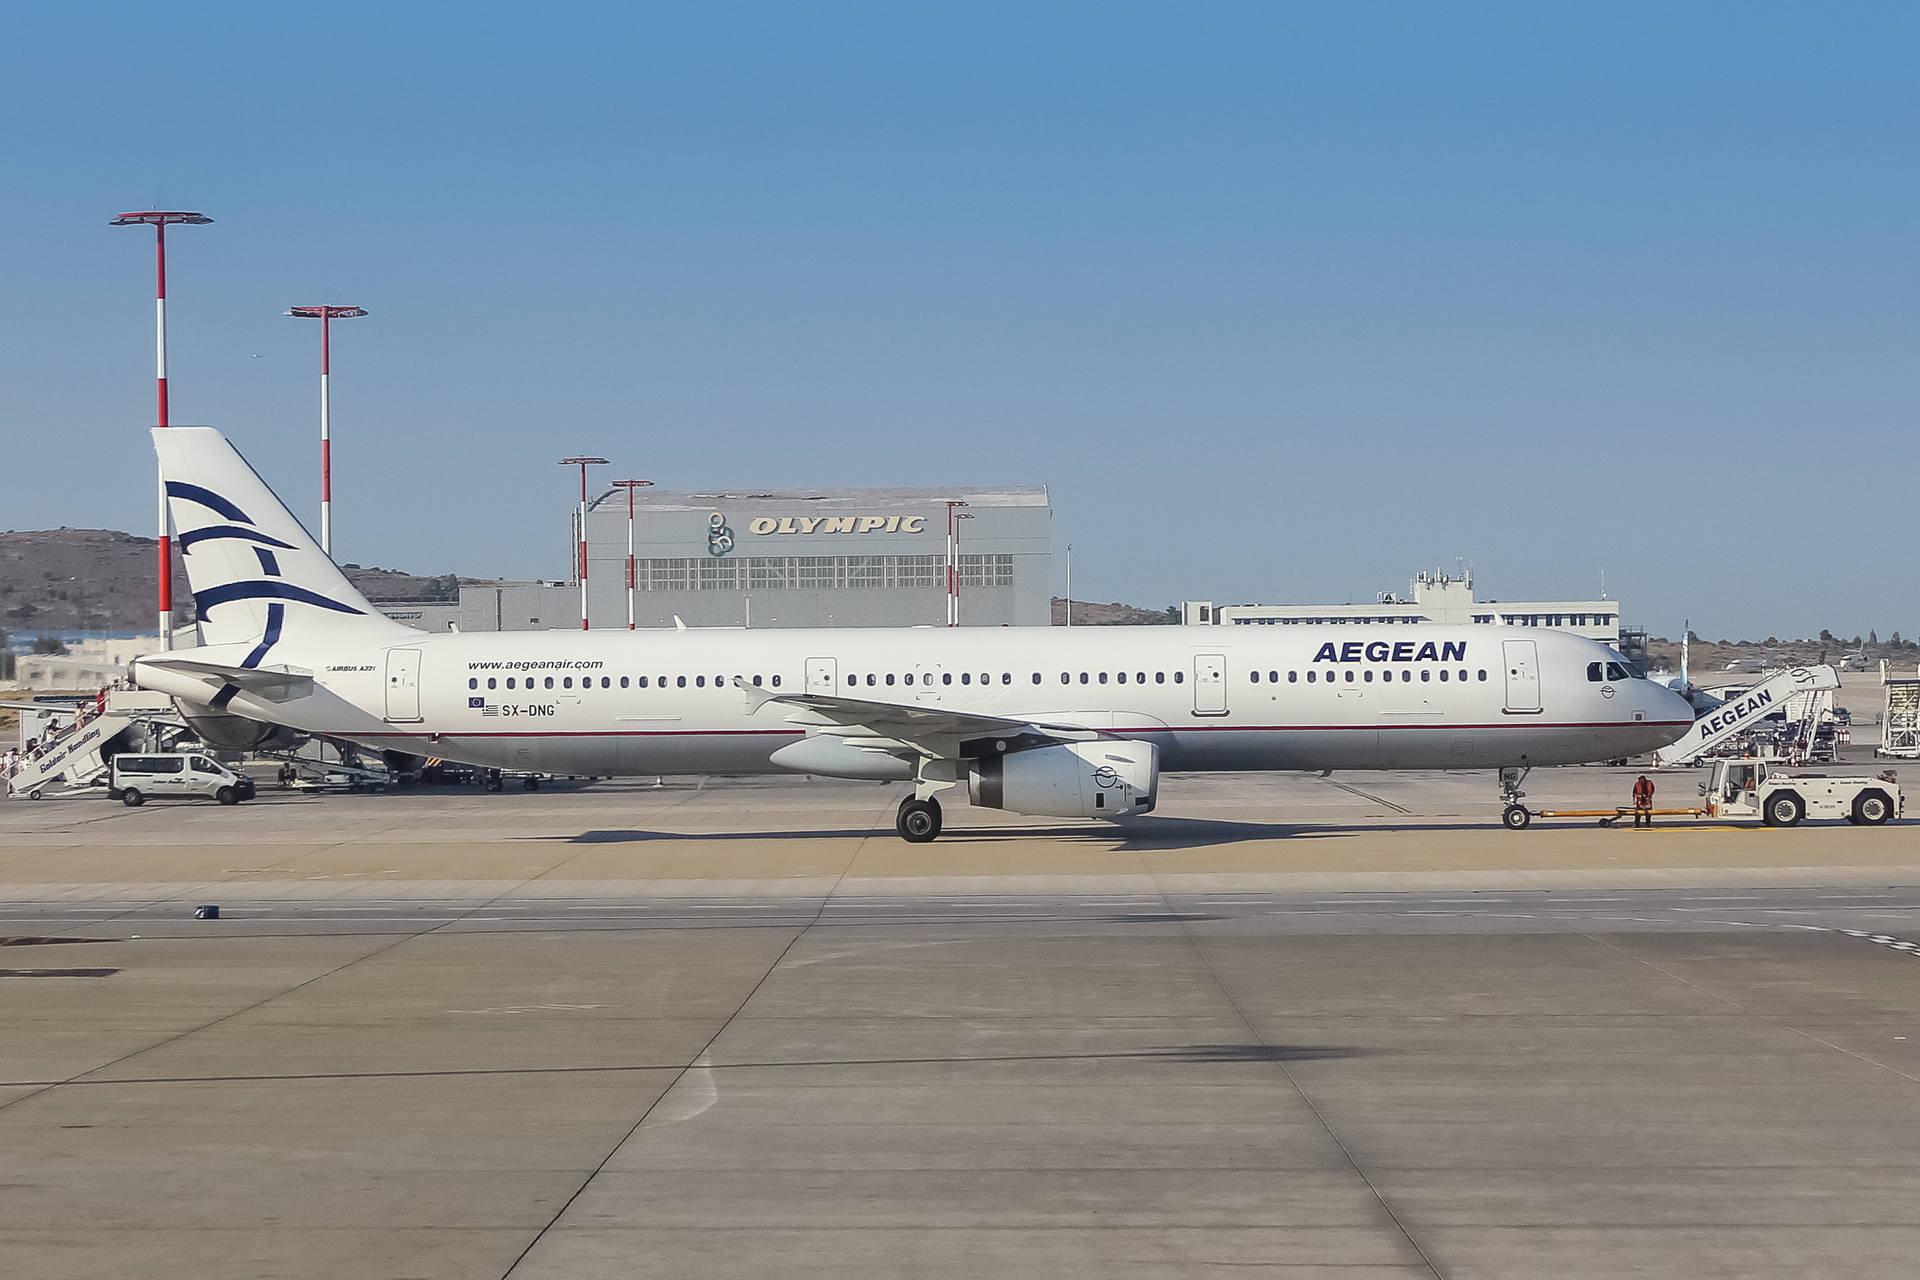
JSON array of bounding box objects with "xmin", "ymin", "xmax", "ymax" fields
[{"xmin": 4, "ymin": 767, "xmax": 1920, "ymax": 1278}]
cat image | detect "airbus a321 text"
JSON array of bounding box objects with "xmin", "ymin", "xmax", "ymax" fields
[{"xmin": 131, "ymin": 428, "xmax": 1696, "ymax": 840}]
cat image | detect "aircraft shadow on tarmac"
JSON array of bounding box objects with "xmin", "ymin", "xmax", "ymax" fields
[
  {"xmin": 558, "ymin": 816, "xmax": 1496, "ymax": 850},
  {"xmin": 714, "ymin": 1043, "xmax": 1365, "ymax": 1071}
]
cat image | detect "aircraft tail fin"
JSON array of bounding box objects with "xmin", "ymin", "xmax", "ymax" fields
[{"xmin": 153, "ymin": 427, "xmax": 408, "ymax": 656}]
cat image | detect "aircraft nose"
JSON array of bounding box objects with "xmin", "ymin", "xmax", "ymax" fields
[{"xmin": 1655, "ymin": 682, "xmax": 1696, "ymax": 731}]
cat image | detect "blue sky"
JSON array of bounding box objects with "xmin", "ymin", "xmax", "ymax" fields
[{"xmin": 3, "ymin": 2, "xmax": 1916, "ymax": 640}]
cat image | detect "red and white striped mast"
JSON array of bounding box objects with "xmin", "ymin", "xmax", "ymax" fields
[
  {"xmin": 111, "ymin": 210, "xmax": 212, "ymax": 652},
  {"xmin": 286, "ymin": 305, "xmax": 368, "ymax": 557},
  {"xmin": 559, "ymin": 457, "xmax": 609, "ymax": 629},
  {"xmin": 610, "ymin": 480, "xmax": 654, "ymax": 629}
]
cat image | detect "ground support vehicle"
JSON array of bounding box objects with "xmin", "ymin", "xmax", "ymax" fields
[
  {"xmin": 1700, "ymin": 757, "xmax": 1901, "ymax": 827},
  {"xmin": 108, "ymin": 752, "xmax": 257, "ymax": 807}
]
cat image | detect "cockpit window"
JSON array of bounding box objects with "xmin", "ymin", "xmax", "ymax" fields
[
  {"xmin": 1605, "ymin": 662, "xmax": 1630, "ymax": 682},
  {"xmin": 1587, "ymin": 662, "xmax": 1604, "ymax": 682}
]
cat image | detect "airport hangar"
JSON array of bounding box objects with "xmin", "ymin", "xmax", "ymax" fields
[{"xmin": 378, "ymin": 484, "xmax": 1055, "ymax": 632}]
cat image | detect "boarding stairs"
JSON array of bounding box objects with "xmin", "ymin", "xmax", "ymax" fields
[
  {"xmin": 1881, "ymin": 662, "xmax": 1920, "ymax": 760},
  {"xmin": 3, "ymin": 691, "xmax": 181, "ymax": 799},
  {"xmin": 1653, "ymin": 664, "xmax": 1841, "ymax": 768}
]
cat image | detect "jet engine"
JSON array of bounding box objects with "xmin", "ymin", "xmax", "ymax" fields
[
  {"xmin": 967, "ymin": 740, "xmax": 1158, "ymax": 818},
  {"xmin": 177, "ymin": 704, "xmax": 306, "ymax": 753}
]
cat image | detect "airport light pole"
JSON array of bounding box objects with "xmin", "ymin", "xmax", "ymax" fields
[
  {"xmin": 944, "ymin": 501, "xmax": 973, "ymax": 626},
  {"xmin": 285, "ymin": 305, "xmax": 368, "ymax": 557},
  {"xmin": 560, "ymin": 457, "xmax": 609, "ymax": 629},
  {"xmin": 610, "ymin": 479, "xmax": 654, "ymax": 629},
  {"xmin": 111, "ymin": 210, "xmax": 213, "ymax": 651}
]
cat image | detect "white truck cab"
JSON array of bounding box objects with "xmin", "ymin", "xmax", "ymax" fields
[
  {"xmin": 108, "ymin": 753, "xmax": 257, "ymax": 807},
  {"xmin": 1703, "ymin": 757, "xmax": 1900, "ymax": 827}
]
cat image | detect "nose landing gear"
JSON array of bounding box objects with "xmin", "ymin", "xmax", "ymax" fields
[{"xmin": 1499, "ymin": 765, "xmax": 1533, "ymax": 831}]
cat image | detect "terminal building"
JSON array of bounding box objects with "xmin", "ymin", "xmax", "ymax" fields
[
  {"xmin": 380, "ymin": 484, "xmax": 1054, "ymax": 632},
  {"xmin": 1182, "ymin": 570, "xmax": 1645, "ymax": 668}
]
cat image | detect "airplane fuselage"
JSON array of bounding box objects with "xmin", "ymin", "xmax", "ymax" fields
[{"xmin": 161, "ymin": 623, "xmax": 1689, "ymax": 778}]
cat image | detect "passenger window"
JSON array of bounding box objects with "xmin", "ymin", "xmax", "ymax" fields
[
  {"xmin": 1117, "ymin": 672, "xmax": 1127, "ymax": 684},
  {"xmin": 1421, "ymin": 669, "xmax": 1430, "ymax": 682},
  {"xmin": 1003, "ymin": 673, "xmax": 1012, "ymax": 684},
  {"xmin": 1136, "ymin": 672, "xmax": 1146, "ymax": 684},
  {"xmin": 696, "ymin": 676, "xmax": 705, "ymax": 688},
  {"xmin": 866, "ymin": 674, "xmax": 876, "ymax": 686},
  {"xmin": 1344, "ymin": 671, "xmax": 1355, "ymax": 683},
  {"xmin": 1402, "ymin": 670, "xmax": 1411, "ymax": 682},
  {"xmin": 638, "ymin": 676, "xmax": 648, "ymax": 688},
  {"xmin": 677, "ymin": 676, "xmax": 687, "ymax": 688},
  {"xmin": 752, "ymin": 675, "xmax": 763, "ymax": 686},
  {"xmin": 468, "ymin": 677, "xmax": 478, "ymax": 689},
  {"xmin": 1174, "ymin": 671, "xmax": 1184, "ymax": 683},
  {"xmin": 885, "ymin": 674, "xmax": 895, "ymax": 686},
  {"xmin": 1061, "ymin": 673, "xmax": 1070, "ymax": 684},
  {"xmin": 1288, "ymin": 671, "xmax": 1298, "ymax": 683},
  {"xmin": 1079, "ymin": 673, "xmax": 1089, "ymax": 684},
  {"xmin": 1475, "ymin": 670, "xmax": 1484, "ymax": 681},
  {"xmin": 771, "ymin": 675, "xmax": 781, "ymax": 688},
  {"xmin": 1156, "ymin": 672, "xmax": 1165, "ymax": 684},
  {"xmin": 942, "ymin": 673, "xmax": 952, "ymax": 685},
  {"xmin": 1250, "ymin": 671, "xmax": 1260, "ymax": 684},
  {"xmin": 903, "ymin": 673, "xmax": 914, "ymax": 685},
  {"xmin": 961, "ymin": 673, "xmax": 972, "ymax": 685},
  {"xmin": 1364, "ymin": 670, "xmax": 1373, "ymax": 683},
  {"xmin": 621, "ymin": 676, "xmax": 630, "ymax": 688},
  {"xmin": 564, "ymin": 677, "xmax": 573, "ymax": 688},
  {"xmin": 849, "ymin": 675, "xmax": 859, "ymax": 686},
  {"xmin": 487, "ymin": 678, "xmax": 497, "ymax": 690},
  {"xmin": 545, "ymin": 677, "xmax": 555, "ymax": 689},
  {"xmin": 1439, "ymin": 669, "xmax": 1449, "ymax": 682},
  {"xmin": 1098, "ymin": 672, "xmax": 1108, "ymax": 684},
  {"xmin": 1307, "ymin": 671, "xmax": 1316, "ymax": 683},
  {"xmin": 1269, "ymin": 670, "xmax": 1278, "ymax": 683}
]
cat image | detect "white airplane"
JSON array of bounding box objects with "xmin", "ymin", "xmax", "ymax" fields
[{"xmin": 130, "ymin": 428, "xmax": 1695, "ymax": 838}]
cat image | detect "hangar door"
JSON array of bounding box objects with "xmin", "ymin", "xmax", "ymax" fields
[
  {"xmin": 385, "ymin": 648, "xmax": 423, "ymax": 722},
  {"xmin": 1501, "ymin": 639, "xmax": 1542, "ymax": 714}
]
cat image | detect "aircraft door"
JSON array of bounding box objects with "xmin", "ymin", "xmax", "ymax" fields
[
  {"xmin": 805, "ymin": 657, "xmax": 838, "ymax": 695},
  {"xmin": 1501, "ymin": 639, "xmax": 1542, "ymax": 714},
  {"xmin": 385, "ymin": 648, "xmax": 423, "ymax": 722},
  {"xmin": 1193, "ymin": 654, "xmax": 1228, "ymax": 716}
]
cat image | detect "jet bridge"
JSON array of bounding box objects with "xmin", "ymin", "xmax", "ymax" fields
[{"xmin": 1653, "ymin": 665, "xmax": 1841, "ymax": 768}]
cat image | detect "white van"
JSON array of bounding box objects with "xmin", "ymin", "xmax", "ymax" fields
[{"xmin": 109, "ymin": 753, "xmax": 257, "ymax": 807}]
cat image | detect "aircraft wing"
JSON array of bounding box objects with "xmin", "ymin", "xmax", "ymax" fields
[
  {"xmin": 132, "ymin": 656, "xmax": 315, "ymax": 694},
  {"xmin": 731, "ymin": 679, "xmax": 1092, "ymax": 750}
]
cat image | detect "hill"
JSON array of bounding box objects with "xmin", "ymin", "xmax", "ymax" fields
[{"xmin": 0, "ymin": 528, "xmax": 459, "ymax": 635}]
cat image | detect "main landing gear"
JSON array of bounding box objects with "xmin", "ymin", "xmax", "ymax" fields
[
  {"xmin": 896, "ymin": 795, "xmax": 943, "ymax": 843},
  {"xmin": 1498, "ymin": 765, "xmax": 1532, "ymax": 831}
]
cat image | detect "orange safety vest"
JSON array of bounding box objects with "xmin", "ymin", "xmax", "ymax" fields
[{"xmin": 1632, "ymin": 779, "xmax": 1654, "ymax": 805}]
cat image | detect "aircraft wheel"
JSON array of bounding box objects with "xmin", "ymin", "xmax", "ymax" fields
[
  {"xmin": 897, "ymin": 796, "xmax": 943, "ymax": 843},
  {"xmin": 122, "ymin": 789, "xmax": 145, "ymax": 807},
  {"xmin": 1764, "ymin": 792, "xmax": 1804, "ymax": 828},
  {"xmin": 1854, "ymin": 790, "xmax": 1894, "ymax": 826},
  {"xmin": 1501, "ymin": 804, "xmax": 1531, "ymax": 831}
]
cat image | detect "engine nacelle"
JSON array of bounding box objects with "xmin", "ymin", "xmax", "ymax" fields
[
  {"xmin": 968, "ymin": 740, "xmax": 1158, "ymax": 819},
  {"xmin": 177, "ymin": 705, "xmax": 305, "ymax": 753}
]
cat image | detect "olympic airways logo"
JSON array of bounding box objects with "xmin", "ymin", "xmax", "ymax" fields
[{"xmin": 708, "ymin": 513, "xmax": 736, "ymax": 557}]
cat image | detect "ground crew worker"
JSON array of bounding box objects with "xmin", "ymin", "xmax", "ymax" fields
[{"xmin": 1632, "ymin": 774, "xmax": 1656, "ymax": 828}]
